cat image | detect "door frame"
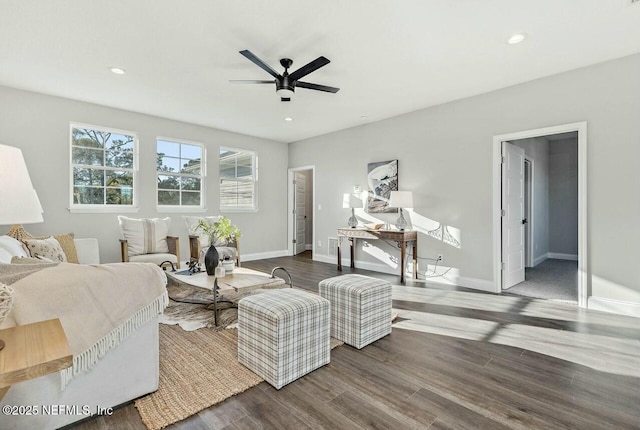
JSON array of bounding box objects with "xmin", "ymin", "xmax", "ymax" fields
[
  {"xmin": 492, "ymin": 122, "xmax": 587, "ymax": 307},
  {"xmin": 524, "ymin": 156, "xmax": 534, "ymax": 268},
  {"xmin": 287, "ymin": 165, "xmax": 315, "ymax": 256}
]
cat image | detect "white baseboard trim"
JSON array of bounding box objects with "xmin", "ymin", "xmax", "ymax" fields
[
  {"xmin": 588, "ymin": 296, "xmax": 640, "ymax": 318},
  {"xmin": 454, "ymin": 277, "xmax": 496, "ymax": 292},
  {"xmin": 305, "ymin": 244, "xmax": 313, "ymax": 251},
  {"xmin": 314, "ymin": 254, "xmax": 399, "ymax": 275},
  {"xmin": 547, "ymin": 252, "xmax": 578, "ymax": 261},
  {"xmin": 313, "ymin": 254, "xmax": 494, "ymax": 292},
  {"xmin": 313, "ymin": 254, "xmax": 337, "ymax": 265},
  {"xmin": 533, "ymin": 254, "xmax": 548, "ymax": 266},
  {"xmin": 241, "ymin": 250, "xmax": 289, "ymax": 262}
]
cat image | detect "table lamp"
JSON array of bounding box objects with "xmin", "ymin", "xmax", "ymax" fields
[
  {"xmin": 342, "ymin": 193, "xmax": 363, "ymax": 228},
  {"xmin": 0, "ymin": 144, "xmax": 44, "ymax": 350},
  {"xmin": 389, "ymin": 191, "xmax": 413, "ymax": 231}
]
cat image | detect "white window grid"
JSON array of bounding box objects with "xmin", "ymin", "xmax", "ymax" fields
[
  {"xmin": 69, "ymin": 122, "xmax": 138, "ymax": 212},
  {"xmin": 156, "ymin": 137, "xmax": 206, "ymax": 210}
]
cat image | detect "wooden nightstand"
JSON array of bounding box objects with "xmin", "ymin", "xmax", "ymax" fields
[{"xmin": 0, "ymin": 318, "xmax": 72, "ymax": 400}]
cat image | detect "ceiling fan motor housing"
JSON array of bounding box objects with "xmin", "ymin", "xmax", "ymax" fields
[{"xmin": 277, "ymin": 75, "xmax": 295, "ymax": 94}]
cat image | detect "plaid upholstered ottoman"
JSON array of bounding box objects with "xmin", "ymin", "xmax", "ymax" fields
[
  {"xmin": 319, "ymin": 274, "xmax": 392, "ymax": 349},
  {"xmin": 237, "ymin": 288, "xmax": 330, "ymax": 389}
]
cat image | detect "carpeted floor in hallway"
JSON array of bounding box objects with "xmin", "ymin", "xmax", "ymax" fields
[{"xmin": 503, "ymin": 258, "xmax": 578, "ymax": 303}]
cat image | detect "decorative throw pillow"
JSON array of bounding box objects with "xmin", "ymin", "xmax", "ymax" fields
[
  {"xmin": 33, "ymin": 233, "xmax": 79, "ymax": 264},
  {"xmin": 118, "ymin": 216, "xmax": 171, "ymax": 256},
  {"xmin": 11, "ymin": 256, "xmax": 56, "ymax": 264},
  {"xmin": 0, "ymin": 247, "xmax": 12, "ymax": 264},
  {"xmin": 183, "ymin": 216, "xmax": 221, "ymax": 247},
  {"xmin": 0, "ymin": 235, "xmax": 30, "ymax": 259},
  {"xmin": 0, "ymin": 283, "xmax": 14, "ymax": 325},
  {"xmin": 21, "ymin": 237, "xmax": 67, "ymax": 263}
]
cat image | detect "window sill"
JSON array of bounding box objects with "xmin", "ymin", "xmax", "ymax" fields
[
  {"xmin": 220, "ymin": 208, "xmax": 259, "ymax": 214},
  {"xmin": 156, "ymin": 206, "xmax": 207, "ymax": 214},
  {"xmin": 68, "ymin": 206, "xmax": 140, "ymax": 214}
]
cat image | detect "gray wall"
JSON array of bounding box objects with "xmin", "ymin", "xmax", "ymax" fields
[
  {"xmin": 0, "ymin": 86, "xmax": 289, "ymax": 264},
  {"xmin": 549, "ymin": 137, "xmax": 579, "ymax": 256},
  {"xmin": 289, "ymin": 52, "xmax": 640, "ymax": 304},
  {"xmin": 512, "ymin": 137, "xmax": 549, "ymax": 264}
]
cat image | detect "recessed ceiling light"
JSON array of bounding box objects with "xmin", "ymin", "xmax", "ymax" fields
[
  {"xmin": 284, "ymin": 117, "xmax": 293, "ymax": 122},
  {"xmin": 507, "ymin": 33, "xmax": 527, "ymax": 45},
  {"xmin": 360, "ymin": 115, "xmax": 368, "ymax": 119},
  {"xmin": 109, "ymin": 67, "xmax": 126, "ymax": 75}
]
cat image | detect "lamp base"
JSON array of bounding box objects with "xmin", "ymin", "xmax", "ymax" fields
[
  {"xmin": 347, "ymin": 208, "xmax": 358, "ymax": 228},
  {"xmin": 6, "ymin": 224, "xmax": 33, "ymax": 241},
  {"xmin": 395, "ymin": 208, "xmax": 407, "ymax": 231}
]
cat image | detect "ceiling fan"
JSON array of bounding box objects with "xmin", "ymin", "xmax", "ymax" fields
[{"xmin": 230, "ymin": 50, "xmax": 340, "ymax": 102}]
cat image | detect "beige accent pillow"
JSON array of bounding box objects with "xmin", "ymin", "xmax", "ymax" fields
[
  {"xmin": 118, "ymin": 216, "xmax": 171, "ymax": 256},
  {"xmin": 22, "ymin": 237, "xmax": 67, "ymax": 263},
  {"xmin": 33, "ymin": 233, "xmax": 79, "ymax": 264}
]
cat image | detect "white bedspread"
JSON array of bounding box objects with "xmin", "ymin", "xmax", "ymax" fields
[{"xmin": 7, "ymin": 262, "xmax": 168, "ymax": 387}]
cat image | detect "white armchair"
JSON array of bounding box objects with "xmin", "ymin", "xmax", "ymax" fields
[{"xmin": 118, "ymin": 216, "xmax": 180, "ymax": 269}]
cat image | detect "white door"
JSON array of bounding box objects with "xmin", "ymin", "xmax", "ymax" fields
[
  {"xmin": 294, "ymin": 172, "xmax": 306, "ymax": 255},
  {"xmin": 502, "ymin": 142, "xmax": 526, "ymax": 288}
]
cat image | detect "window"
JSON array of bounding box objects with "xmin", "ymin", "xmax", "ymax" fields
[
  {"xmin": 157, "ymin": 139, "xmax": 204, "ymax": 208},
  {"xmin": 70, "ymin": 124, "xmax": 137, "ymax": 209},
  {"xmin": 219, "ymin": 147, "xmax": 257, "ymax": 211}
]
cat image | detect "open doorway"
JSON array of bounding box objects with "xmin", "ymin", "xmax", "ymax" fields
[
  {"xmin": 493, "ymin": 122, "xmax": 587, "ymax": 307},
  {"xmin": 287, "ymin": 166, "xmax": 315, "ymax": 259},
  {"xmin": 503, "ymin": 133, "xmax": 579, "ymax": 303}
]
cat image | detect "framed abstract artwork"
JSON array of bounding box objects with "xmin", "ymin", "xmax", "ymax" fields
[{"xmin": 367, "ymin": 159, "xmax": 398, "ymax": 213}]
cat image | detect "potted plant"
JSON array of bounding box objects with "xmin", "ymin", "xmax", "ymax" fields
[
  {"xmin": 196, "ymin": 216, "xmax": 241, "ymax": 246},
  {"xmin": 196, "ymin": 217, "xmax": 241, "ymax": 275}
]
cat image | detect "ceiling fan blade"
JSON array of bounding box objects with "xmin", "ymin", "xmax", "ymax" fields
[
  {"xmin": 229, "ymin": 80, "xmax": 275, "ymax": 84},
  {"xmin": 288, "ymin": 56, "xmax": 330, "ymax": 81},
  {"xmin": 281, "ymin": 97, "xmax": 291, "ymax": 102},
  {"xmin": 239, "ymin": 50, "xmax": 280, "ymax": 79},
  {"xmin": 296, "ymin": 81, "xmax": 340, "ymax": 93}
]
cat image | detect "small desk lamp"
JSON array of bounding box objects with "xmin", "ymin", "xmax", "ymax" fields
[
  {"xmin": 389, "ymin": 191, "xmax": 413, "ymax": 231},
  {"xmin": 0, "ymin": 144, "xmax": 44, "ymax": 350},
  {"xmin": 343, "ymin": 193, "xmax": 363, "ymax": 228}
]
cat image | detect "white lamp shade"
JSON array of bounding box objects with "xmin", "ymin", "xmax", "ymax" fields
[
  {"xmin": 389, "ymin": 191, "xmax": 413, "ymax": 208},
  {"xmin": 0, "ymin": 144, "xmax": 44, "ymax": 225},
  {"xmin": 342, "ymin": 193, "xmax": 364, "ymax": 209}
]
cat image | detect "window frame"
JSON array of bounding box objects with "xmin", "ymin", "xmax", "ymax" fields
[
  {"xmin": 219, "ymin": 146, "xmax": 258, "ymax": 213},
  {"xmin": 69, "ymin": 122, "xmax": 139, "ymax": 213},
  {"xmin": 156, "ymin": 137, "xmax": 207, "ymax": 212}
]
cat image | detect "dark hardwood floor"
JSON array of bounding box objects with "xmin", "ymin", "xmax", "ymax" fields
[{"xmin": 72, "ymin": 252, "xmax": 640, "ymax": 430}]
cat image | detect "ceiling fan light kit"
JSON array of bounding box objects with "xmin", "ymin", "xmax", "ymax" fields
[{"xmin": 232, "ymin": 50, "xmax": 339, "ymax": 102}]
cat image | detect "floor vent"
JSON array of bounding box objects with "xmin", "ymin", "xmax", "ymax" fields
[{"xmin": 328, "ymin": 237, "xmax": 338, "ymax": 257}]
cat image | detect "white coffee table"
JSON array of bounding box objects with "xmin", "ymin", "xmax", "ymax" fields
[{"xmin": 166, "ymin": 267, "xmax": 287, "ymax": 326}]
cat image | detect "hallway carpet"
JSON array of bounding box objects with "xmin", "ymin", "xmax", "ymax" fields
[{"xmin": 504, "ymin": 258, "xmax": 578, "ymax": 303}]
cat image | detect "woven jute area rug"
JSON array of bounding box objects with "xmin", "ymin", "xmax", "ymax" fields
[
  {"xmin": 135, "ymin": 302, "xmax": 343, "ymax": 429},
  {"xmin": 134, "ymin": 324, "xmax": 262, "ymax": 430}
]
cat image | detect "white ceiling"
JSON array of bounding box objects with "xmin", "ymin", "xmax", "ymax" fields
[{"xmin": 1, "ymin": 0, "xmax": 639, "ymax": 143}]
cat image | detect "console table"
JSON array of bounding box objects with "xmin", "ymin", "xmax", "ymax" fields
[{"xmin": 337, "ymin": 228, "xmax": 418, "ymax": 284}]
